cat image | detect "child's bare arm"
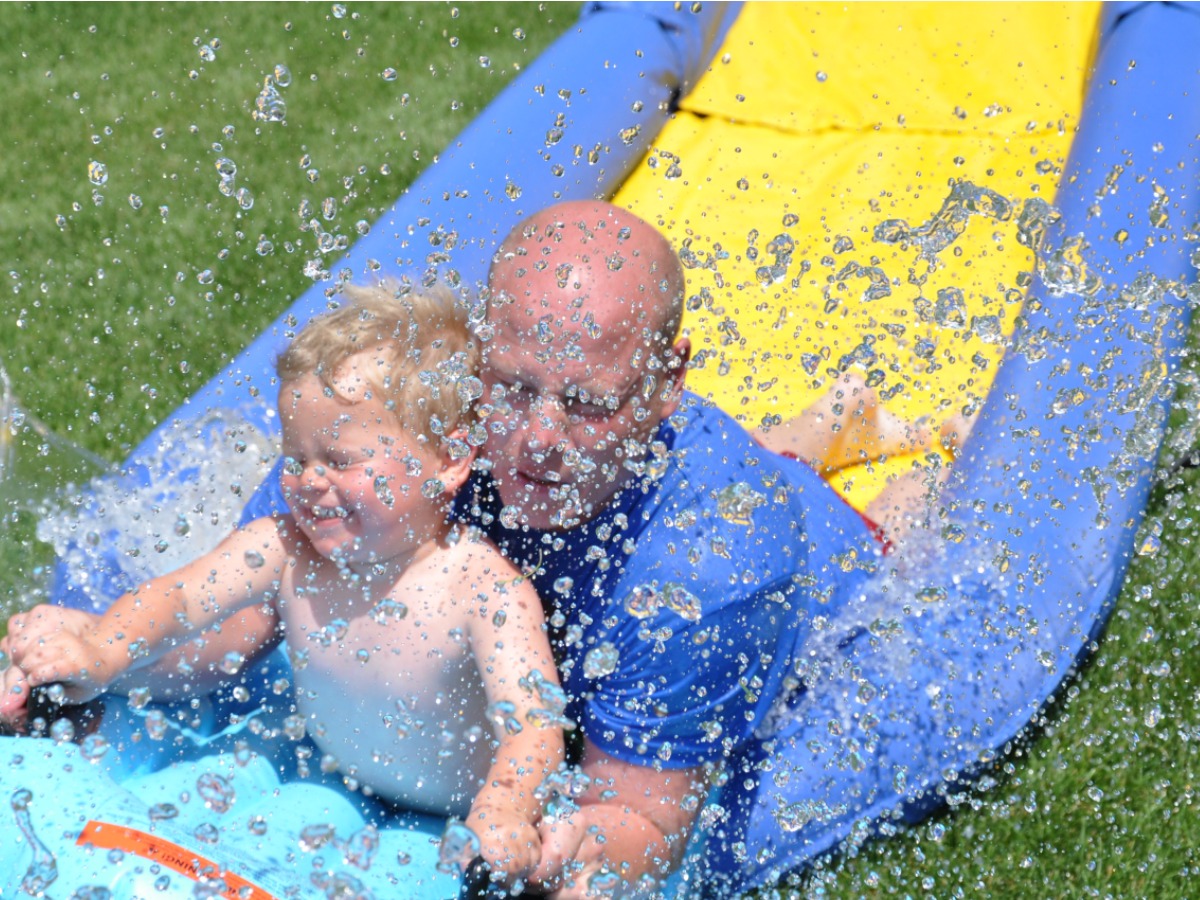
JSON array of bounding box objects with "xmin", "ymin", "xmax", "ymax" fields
[
  {"xmin": 463, "ymin": 547, "xmax": 565, "ymax": 882},
  {"xmin": 2, "ymin": 516, "xmax": 293, "ymax": 709}
]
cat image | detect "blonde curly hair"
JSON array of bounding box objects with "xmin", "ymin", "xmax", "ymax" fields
[{"xmin": 276, "ymin": 281, "xmax": 480, "ymax": 443}]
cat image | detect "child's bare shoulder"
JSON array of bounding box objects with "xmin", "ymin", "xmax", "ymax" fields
[{"xmin": 423, "ymin": 526, "xmax": 518, "ymax": 574}]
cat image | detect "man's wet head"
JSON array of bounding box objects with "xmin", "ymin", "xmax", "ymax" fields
[{"xmin": 482, "ymin": 201, "xmax": 689, "ymax": 531}]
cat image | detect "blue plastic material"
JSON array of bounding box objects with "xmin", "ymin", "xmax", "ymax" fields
[
  {"xmin": 705, "ymin": 3, "xmax": 1200, "ymax": 892},
  {"xmin": 0, "ymin": 738, "xmax": 457, "ymax": 899}
]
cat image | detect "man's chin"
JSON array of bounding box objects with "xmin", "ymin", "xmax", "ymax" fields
[{"xmin": 496, "ymin": 479, "xmax": 589, "ymax": 532}]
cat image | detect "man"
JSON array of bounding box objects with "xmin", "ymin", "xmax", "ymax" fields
[
  {"xmin": 465, "ymin": 200, "xmax": 885, "ymax": 895},
  {"xmin": 0, "ymin": 200, "xmax": 893, "ymax": 898}
]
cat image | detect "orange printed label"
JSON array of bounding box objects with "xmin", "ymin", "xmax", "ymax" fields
[{"xmin": 76, "ymin": 820, "xmax": 278, "ymax": 900}]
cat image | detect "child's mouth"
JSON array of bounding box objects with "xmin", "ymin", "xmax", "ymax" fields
[{"xmin": 311, "ymin": 505, "xmax": 349, "ymax": 522}]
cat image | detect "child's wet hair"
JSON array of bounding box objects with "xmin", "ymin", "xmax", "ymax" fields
[{"xmin": 276, "ymin": 281, "xmax": 479, "ymax": 443}]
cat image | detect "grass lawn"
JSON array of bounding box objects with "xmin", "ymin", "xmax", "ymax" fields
[{"xmin": 3, "ymin": 4, "xmax": 1199, "ymax": 897}]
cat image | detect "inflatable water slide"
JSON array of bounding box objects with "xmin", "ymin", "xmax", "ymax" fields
[{"xmin": 4, "ymin": 2, "xmax": 1200, "ymax": 897}]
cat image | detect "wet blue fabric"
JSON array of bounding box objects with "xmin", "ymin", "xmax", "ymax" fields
[{"xmin": 457, "ymin": 393, "xmax": 880, "ymax": 769}]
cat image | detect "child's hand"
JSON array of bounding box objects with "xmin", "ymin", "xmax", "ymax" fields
[
  {"xmin": 0, "ymin": 661, "xmax": 32, "ymax": 729},
  {"xmin": 1, "ymin": 605, "xmax": 121, "ymax": 707},
  {"xmin": 466, "ymin": 803, "xmax": 542, "ymax": 885}
]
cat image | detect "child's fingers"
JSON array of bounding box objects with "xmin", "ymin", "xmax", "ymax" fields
[{"xmin": 0, "ymin": 664, "xmax": 31, "ymax": 725}]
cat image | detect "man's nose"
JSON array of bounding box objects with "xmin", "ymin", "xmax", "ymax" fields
[{"xmin": 523, "ymin": 396, "xmax": 570, "ymax": 456}]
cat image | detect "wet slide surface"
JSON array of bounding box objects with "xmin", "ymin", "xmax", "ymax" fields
[
  {"xmin": 7, "ymin": 2, "xmax": 1200, "ymax": 897},
  {"xmin": 616, "ymin": 1, "xmax": 1101, "ymax": 504}
]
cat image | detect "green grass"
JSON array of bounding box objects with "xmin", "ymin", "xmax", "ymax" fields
[{"xmin": 4, "ymin": 4, "xmax": 1200, "ymax": 898}]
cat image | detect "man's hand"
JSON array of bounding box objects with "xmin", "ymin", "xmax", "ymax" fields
[{"xmin": 529, "ymin": 738, "xmax": 706, "ymax": 898}]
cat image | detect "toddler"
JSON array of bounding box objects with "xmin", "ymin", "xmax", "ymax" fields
[{"xmin": 1, "ymin": 283, "xmax": 564, "ymax": 881}]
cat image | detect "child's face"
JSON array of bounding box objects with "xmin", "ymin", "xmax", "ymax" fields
[{"xmin": 278, "ymin": 372, "xmax": 449, "ymax": 571}]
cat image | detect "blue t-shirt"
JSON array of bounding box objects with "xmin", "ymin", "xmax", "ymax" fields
[{"xmin": 457, "ymin": 393, "xmax": 881, "ymax": 769}]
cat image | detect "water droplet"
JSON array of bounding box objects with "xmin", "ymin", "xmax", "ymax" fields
[
  {"xmin": 456, "ymin": 375, "xmax": 484, "ymax": 405},
  {"xmin": 373, "ymin": 475, "xmax": 395, "ymax": 508},
  {"xmin": 196, "ymin": 771, "xmax": 236, "ymax": 814},
  {"xmin": 87, "ymin": 160, "xmax": 108, "ymax": 186},
  {"xmin": 342, "ymin": 824, "xmax": 380, "ymax": 870},
  {"xmin": 436, "ymin": 820, "xmax": 480, "ymax": 876},
  {"xmin": 49, "ymin": 717, "xmax": 75, "ymax": 743},
  {"xmin": 816, "ymin": 70, "xmax": 827, "ymax": 82},
  {"xmin": 149, "ymin": 802, "xmax": 180, "ymax": 821},
  {"xmin": 499, "ymin": 505, "xmax": 521, "ymax": 529},
  {"xmin": 553, "ymin": 576, "xmax": 574, "ymax": 596},
  {"xmin": 505, "ymin": 180, "xmax": 522, "ymax": 201},
  {"xmin": 80, "ymin": 733, "xmax": 110, "ymax": 760},
  {"xmin": 197, "ymin": 269, "xmax": 214, "ymax": 285},
  {"xmin": 331, "ymin": 4, "xmax": 347, "ymax": 19},
  {"xmin": 193, "ymin": 822, "xmax": 219, "ymax": 844},
  {"xmin": 236, "ymin": 187, "xmax": 254, "ymax": 210},
  {"xmin": 381, "ymin": 67, "xmax": 397, "ymax": 81},
  {"xmin": 663, "ymin": 583, "xmax": 701, "ymax": 622},
  {"xmin": 583, "ymin": 642, "xmax": 620, "ymax": 678},
  {"xmin": 623, "ymin": 586, "xmax": 662, "ymax": 623},
  {"xmin": 716, "ymin": 482, "xmax": 767, "ymax": 525},
  {"xmin": 300, "ymin": 823, "xmax": 337, "ymax": 852},
  {"xmin": 421, "ymin": 478, "xmax": 445, "ymax": 499},
  {"xmin": 254, "ymin": 81, "xmax": 287, "ymax": 123},
  {"xmin": 144, "ymin": 709, "xmax": 168, "ymax": 740},
  {"xmin": 589, "ymin": 871, "xmax": 622, "ymax": 893},
  {"xmin": 915, "ymin": 585, "xmax": 946, "ymax": 603},
  {"xmin": 128, "ymin": 193, "xmax": 142, "ymax": 210},
  {"xmin": 736, "ymin": 177, "xmax": 749, "ymax": 191}
]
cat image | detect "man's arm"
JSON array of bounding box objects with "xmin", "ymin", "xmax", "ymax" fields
[{"xmin": 531, "ymin": 737, "xmax": 707, "ymax": 899}]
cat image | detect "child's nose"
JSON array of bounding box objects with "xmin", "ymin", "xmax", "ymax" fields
[{"xmin": 302, "ymin": 463, "xmax": 330, "ymax": 489}]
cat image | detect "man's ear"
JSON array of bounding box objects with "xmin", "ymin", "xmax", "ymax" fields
[
  {"xmin": 436, "ymin": 428, "xmax": 476, "ymax": 497},
  {"xmin": 659, "ymin": 336, "xmax": 691, "ymax": 418}
]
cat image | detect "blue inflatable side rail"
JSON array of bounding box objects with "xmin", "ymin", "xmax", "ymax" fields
[{"xmin": 704, "ymin": 2, "xmax": 1200, "ymax": 893}]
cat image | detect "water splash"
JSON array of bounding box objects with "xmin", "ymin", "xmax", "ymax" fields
[
  {"xmin": 12, "ymin": 789, "xmax": 58, "ymax": 894},
  {"xmin": 196, "ymin": 771, "xmax": 236, "ymax": 814},
  {"xmin": 716, "ymin": 482, "xmax": 767, "ymax": 525},
  {"xmin": 874, "ymin": 180, "xmax": 1013, "ymax": 261},
  {"xmin": 34, "ymin": 407, "xmax": 276, "ymax": 612},
  {"xmin": 436, "ymin": 820, "xmax": 481, "ymax": 876}
]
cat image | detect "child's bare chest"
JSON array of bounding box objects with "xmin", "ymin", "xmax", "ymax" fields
[{"xmin": 280, "ymin": 566, "xmax": 477, "ymax": 696}]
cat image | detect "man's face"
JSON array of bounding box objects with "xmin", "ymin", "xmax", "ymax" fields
[{"xmin": 480, "ymin": 266, "xmax": 683, "ymax": 532}]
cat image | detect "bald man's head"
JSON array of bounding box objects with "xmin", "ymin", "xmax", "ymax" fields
[
  {"xmin": 480, "ymin": 201, "xmax": 690, "ymax": 530},
  {"xmin": 490, "ymin": 200, "xmax": 685, "ymax": 354}
]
